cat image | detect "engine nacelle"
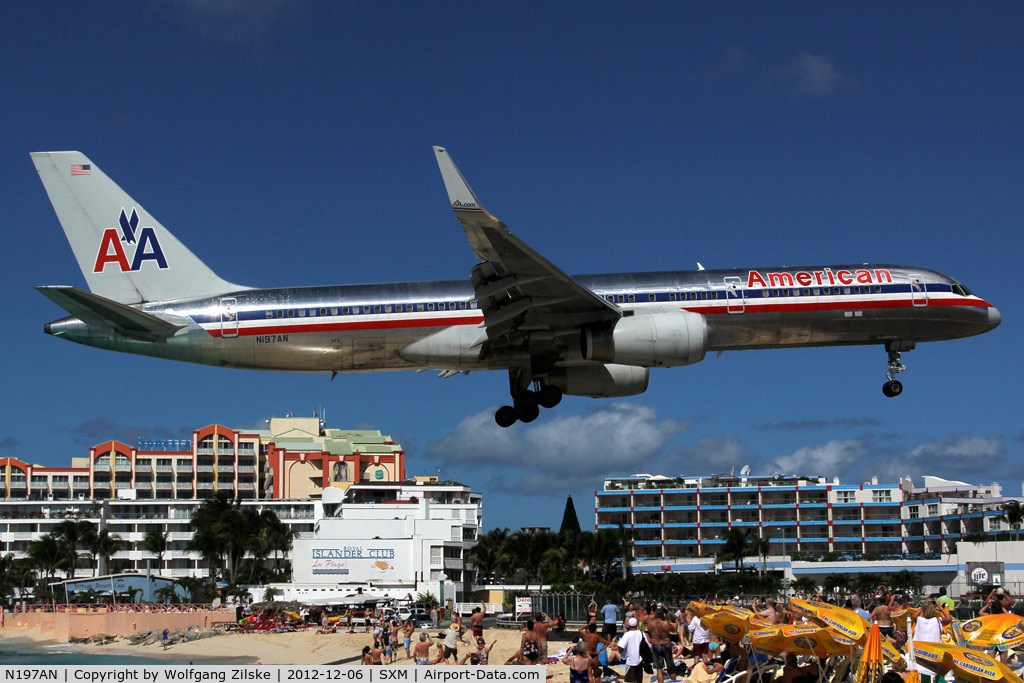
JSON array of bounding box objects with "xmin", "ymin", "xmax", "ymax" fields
[
  {"xmin": 582, "ymin": 311, "xmax": 707, "ymax": 367},
  {"xmin": 548, "ymin": 364, "xmax": 650, "ymax": 398}
]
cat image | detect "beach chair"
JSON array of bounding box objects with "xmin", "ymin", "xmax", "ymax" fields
[{"xmin": 715, "ymin": 657, "xmax": 740, "ymax": 683}]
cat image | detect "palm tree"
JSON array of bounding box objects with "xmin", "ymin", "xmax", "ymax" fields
[
  {"xmin": 467, "ymin": 529, "xmax": 506, "ymax": 585},
  {"xmin": 823, "ymin": 573, "xmax": 850, "ymax": 597},
  {"xmin": 790, "ymin": 576, "xmax": 818, "ymax": 596},
  {"xmin": 886, "ymin": 569, "xmax": 922, "ymax": 594},
  {"xmin": 142, "ymin": 527, "xmax": 168, "ymax": 575},
  {"xmin": 52, "ymin": 519, "xmax": 97, "ymax": 578},
  {"xmin": 750, "ymin": 534, "xmax": 771, "ymax": 574},
  {"xmin": 999, "ymin": 501, "xmax": 1024, "ymax": 541},
  {"xmin": 25, "ymin": 534, "xmax": 67, "ymax": 583},
  {"xmin": 717, "ymin": 528, "xmax": 750, "ymax": 571},
  {"xmin": 90, "ymin": 528, "xmax": 123, "ymax": 576}
]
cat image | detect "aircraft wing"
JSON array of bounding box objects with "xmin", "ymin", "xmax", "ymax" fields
[
  {"xmin": 434, "ymin": 147, "xmax": 620, "ymax": 346},
  {"xmin": 37, "ymin": 285, "xmax": 186, "ymax": 341}
]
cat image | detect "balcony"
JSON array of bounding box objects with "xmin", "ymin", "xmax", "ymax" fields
[
  {"xmin": 155, "ymin": 482, "xmax": 173, "ymax": 490},
  {"xmin": 237, "ymin": 466, "xmax": 255, "ymax": 474},
  {"xmin": 196, "ymin": 465, "xmax": 214, "ymax": 473},
  {"xmin": 237, "ymin": 482, "xmax": 255, "ymax": 490},
  {"xmin": 196, "ymin": 448, "xmax": 214, "ymax": 456},
  {"xmin": 196, "ymin": 482, "xmax": 214, "ymax": 490},
  {"xmin": 175, "ymin": 463, "xmax": 193, "ymax": 472},
  {"xmin": 114, "ymin": 482, "xmax": 133, "ymax": 489},
  {"xmin": 135, "ymin": 465, "xmax": 153, "ymax": 473},
  {"xmin": 175, "ymin": 481, "xmax": 193, "ymax": 490},
  {"xmin": 155, "ymin": 465, "xmax": 173, "ymax": 473},
  {"xmin": 168, "ymin": 532, "xmax": 192, "ymax": 541},
  {"xmin": 216, "ymin": 465, "xmax": 235, "ymax": 473},
  {"xmin": 115, "ymin": 465, "xmax": 132, "ymax": 473}
]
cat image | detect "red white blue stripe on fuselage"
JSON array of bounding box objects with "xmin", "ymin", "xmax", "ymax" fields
[{"xmin": 192, "ymin": 285, "xmax": 992, "ymax": 340}]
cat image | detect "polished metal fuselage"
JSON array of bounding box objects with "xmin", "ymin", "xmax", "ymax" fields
[{"xmin": 44, "ymin": 264, "xmax": 998, "ymax": 373}]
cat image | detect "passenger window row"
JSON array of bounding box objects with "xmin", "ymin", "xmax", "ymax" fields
[{"xmin": 262, "ymin": 300, "xmax": 480, "ymax": 319}]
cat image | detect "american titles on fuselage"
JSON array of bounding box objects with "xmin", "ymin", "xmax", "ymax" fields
[{"xmin": 746, "ymin": 268, "xmax": 892, "ymax": 289}]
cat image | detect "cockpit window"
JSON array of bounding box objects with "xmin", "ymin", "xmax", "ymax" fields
[{"xmin": 951, "ymin": 282, "xmax": 973, "ymax": 296}]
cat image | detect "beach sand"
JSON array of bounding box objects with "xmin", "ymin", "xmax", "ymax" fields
[{"xmin": 136, "ymin": 626, "xmax": 582, "ymax": 680}]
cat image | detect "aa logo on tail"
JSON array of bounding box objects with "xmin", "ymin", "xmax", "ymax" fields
[{"xmin": 93, "ymin": 208, "xmax": 168, "ymax": 273}]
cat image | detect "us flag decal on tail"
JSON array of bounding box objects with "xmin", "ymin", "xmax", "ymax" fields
[{"xmin": 70, "ymin": 164, "xmax": 91, "ymax": 176}]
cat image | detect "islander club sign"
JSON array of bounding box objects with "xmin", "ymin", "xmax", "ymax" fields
[{"xmin": 310, "ymin": 546, "xmax": 397, "ymax": 575}]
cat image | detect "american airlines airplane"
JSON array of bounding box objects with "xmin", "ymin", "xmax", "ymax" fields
[{"xmin": 33, "ymin": 148, "xmax": 1000, "ymax": 427}]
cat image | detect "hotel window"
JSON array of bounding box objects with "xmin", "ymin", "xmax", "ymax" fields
[
  {"xmin": 927, "ymin": 504, "xmax": 939, "ymax": 516},
  {"xmin": 909, "ymin": 507, "xmax": 919, "ymax": 519},
  {"xmin": 430, "ymin": 546, "xmax": 442, "ymax": 565},
  {"xmin": 836, "ymin": 490, "xmax": 856, "ymax": 504},
  {"xmin": 872, "ymin": 490, "xmax": 892, "ymax": 503}
]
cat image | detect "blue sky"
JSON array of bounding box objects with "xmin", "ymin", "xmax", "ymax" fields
[{"xmin": 2, "ymin": 2, "xmax": 1021, "ymax": 531}]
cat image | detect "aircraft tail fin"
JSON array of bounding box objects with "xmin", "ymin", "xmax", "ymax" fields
[
  {"xmin": 31, "ymin": 151, "xmax": 246, "ymax": 304},
  {"xmin": 37, "ymin": 285, "xmax": 186, "ymax": 340}
]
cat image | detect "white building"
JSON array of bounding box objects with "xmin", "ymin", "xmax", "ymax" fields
[{"xmin": 272, "ymin": 478, "xmax": 482, "ymax": 603}]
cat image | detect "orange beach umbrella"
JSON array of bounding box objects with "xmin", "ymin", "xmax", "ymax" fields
[
  {"xmin": 912, "ymin": 641, "xmax": 1024, "ymax": 683},
  {"xmin": 955, "ymin": 614, "xmax": 1024, "ymax": 651},
  {"xmin": 855, "ymin": 624, "xmax": 885, "ymax": 683}
]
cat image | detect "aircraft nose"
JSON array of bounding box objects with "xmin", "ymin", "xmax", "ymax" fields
[{"xmin": 987, "ymin": 306, "xmax": 1001, "ymax": 331}]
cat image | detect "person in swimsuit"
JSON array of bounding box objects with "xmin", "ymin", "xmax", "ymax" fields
[
  {"xmin": 413, "ymin": 632, "xmax": 432, "ymax": 664},
  {"xmin": 403, "ymin": 619, "xmax": 415, "ymax": 660},
  {"xmin": 562, "ymin": 641, "xmax": 592, "ymax": 683},
  {"xmin": 473, "ymin": 637, "xmax": 495, "ymax": 665},
  {"xmin": 470, "ymin": 603, "xmax": 487, "ymax": 639},
  {"xmin": 360, "ymin": 646, "xmax": 372, "ymax": 665},
  {"xmin": 522, "ymin": 620, "xmax": 542, "ymax": 664}
]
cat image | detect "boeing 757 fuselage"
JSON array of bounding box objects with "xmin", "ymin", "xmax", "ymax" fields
[{"xmin": 33, "ymin": 148, "xmax": 1000, "ymax": 427}]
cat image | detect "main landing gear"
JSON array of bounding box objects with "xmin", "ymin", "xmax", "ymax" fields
[
  {"xmin": 494, "ymin": 379, "xmax": 563, "ymax": 428},
  {"xmin": 882, "ymin": 341, "xmax": 914, "ymax": 398}
]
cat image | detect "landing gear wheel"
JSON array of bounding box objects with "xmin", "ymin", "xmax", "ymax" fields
[
  {"xmin": 495, "ymin": 406, "xmax": 518, "ymax": 428},
  {"xmin": 514, "ymin": 390, "xmax": 539, "ymax": 410},
  {"xmin": 538, "ymin": 384, "xmax": 563, "ymax": 409},
  {"xmin": 517, "ymin": 403, "xmax": 540, "ymax": 423},
  {"xmin": 882, "ymin": 380, "xmax": 903, "ymax": 398}
]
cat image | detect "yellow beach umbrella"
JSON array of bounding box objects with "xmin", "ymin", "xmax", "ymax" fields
[
  {"xmin": 703, "ymin": 608, "xmax": 772, "ymax": 642},
  {"xmin": 855, "ymin": 624, "xmax": 885, "ymax": 683},
  {"xmin": 912, "ymin": 642, "xmax": 1024, "ymax": 683},
  {"xmin": 956, "ymin": 614, "xmax": 1024, "ymax": 651},
  {"xmin": 750, "ymin": 624, "xmax": 857, "ymax": 658},
  {"xmin": 789, "ymin": 598, "xmax": 903, "ymax": 664},
  {"xmin": 687, "ymin": 601, "xmax": 721, "ymax": 617},
  {"xmin": 790, "ymin": 598, "xmax": 868, "ymax": 642}
]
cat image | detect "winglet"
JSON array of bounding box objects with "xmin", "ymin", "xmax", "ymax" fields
[{"xmin": 433, "ymin": 146, "xmax": 498, "ymax": 222}]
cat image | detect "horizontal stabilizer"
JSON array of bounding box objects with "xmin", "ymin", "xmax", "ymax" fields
[{"xmin": 37, "ymin": 285, "xmax": 185, "ymax": 340}]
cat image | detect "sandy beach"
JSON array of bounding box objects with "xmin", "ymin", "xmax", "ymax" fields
[{"xmin": 2, "ymin": 625, "xmax": 581, "ymax": 681}]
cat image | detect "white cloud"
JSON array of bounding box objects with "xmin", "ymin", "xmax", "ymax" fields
[
  {"xmin": 425, "ymin": 403, "xmax": 687, "ymax": 493},
  {"xmin": 770, "ymin": 52, "xmax": 840, "ymax": 99},
  {"xmin": 768, "ymin": 439, "xmax": 867, "ymax": 476}
]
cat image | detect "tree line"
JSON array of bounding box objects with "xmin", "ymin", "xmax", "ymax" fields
[{"xmin": 0, "ymin": 493, "xmax": 296, "ymax": 605}]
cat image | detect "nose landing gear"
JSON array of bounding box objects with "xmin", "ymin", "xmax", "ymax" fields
[{"xmin": 882, "ymin": 341, "xmax": 914, "ymax": 398}]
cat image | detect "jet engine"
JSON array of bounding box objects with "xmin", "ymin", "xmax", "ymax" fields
[
  {"xmin": 547, "ymin": 364, "xmax": 650, "ymax": 398},
  {"xmin": 582, "ymin": 311, "xmax": 707, "ymax": 367}
]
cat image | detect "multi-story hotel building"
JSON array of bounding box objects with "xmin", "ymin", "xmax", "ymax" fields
[
  {"xmin": 596, "ymin": 473, "xmax": 1021, "ymax": 562},
  {"xmin": 0, "ymin": 415, "xmax": 481, "ymax": 595}
]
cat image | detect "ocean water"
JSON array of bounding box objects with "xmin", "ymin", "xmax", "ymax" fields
[{"xmin": 0, "ymin": 637, "xmax": 255, "ymax": 665}]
